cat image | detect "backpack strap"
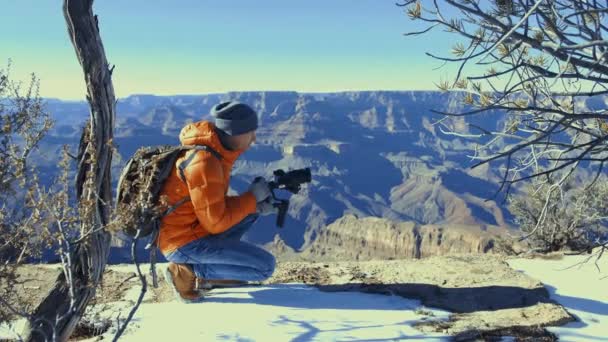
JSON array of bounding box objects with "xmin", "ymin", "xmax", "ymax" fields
[
  {"xmin": 178, "ymin": 145, "xmax": 222, "ymax": 183},
  {"xmin": 162, "ymin": 196, "xmax": 191, "ymax": 217}
]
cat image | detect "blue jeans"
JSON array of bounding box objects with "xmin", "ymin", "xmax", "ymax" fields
[{"xmin": 163, "ymin": 214, "xmax": 276, "ymax": 281}]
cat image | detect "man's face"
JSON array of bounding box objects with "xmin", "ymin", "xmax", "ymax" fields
[
  {"xmin": 232, "ymin": 130, "xmax": 256, "ymax": 151},
  {"xmin": 245, "ymin": 130, "xmax": 256, "ymax": 149}
]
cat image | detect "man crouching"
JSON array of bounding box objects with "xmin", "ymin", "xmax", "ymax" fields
[{"xmin": 157, "ymin": 101, "xmax": 276, "ymax": 303}]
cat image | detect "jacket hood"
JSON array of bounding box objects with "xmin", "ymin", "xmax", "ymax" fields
[{"xmin": 179, "ymin": 120, "xmax": 245, "ymax": 163}]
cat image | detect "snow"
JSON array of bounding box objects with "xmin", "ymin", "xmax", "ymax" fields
[
  {"xmin": 2, "ymin": 252, "xmax": 607, "ymax": 341},
  {"xmin": 96, "ymin": 283, "xmax": 451, "ymax": 341},
  {"xmin": 508, "ymin": 250, "xmax": 608, "ymax": 342},
  {"xmin": 0, "ymin": 320, "xmax": 26, "ymax": 341},
  {"xmin": 0, "ymin": 283, "xmax": 451, "ymax": 341}
]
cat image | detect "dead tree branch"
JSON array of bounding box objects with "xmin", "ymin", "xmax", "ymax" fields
[{"xmin": 22, "ymin": 0, "xmax": 116, "ymax": 340}]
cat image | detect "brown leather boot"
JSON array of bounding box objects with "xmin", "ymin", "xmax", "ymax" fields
[{"xmin": 163, "ymin": 263, "xmax": 204, "ymax": 303}]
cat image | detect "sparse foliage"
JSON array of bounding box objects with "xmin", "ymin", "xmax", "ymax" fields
[
  {"xmin": 509, "ymin": 175, "xmax": 608, "ymax": 252},
  {"xmin": 0, "ymin": 65, "xmax": 55, "ymax": 323},
  {"xmin": 399, "ymin": 0, "xmax": 608, "ymax": 196},
  {"xmin": 0, "ymin": 65, "xmax": 114, "ymax": 340},
  {"xmin": 0, "ymin": 65, "xmax": 151, "ymax": 341},
  {"xmin": 400, "ymin": 0, "xmax": 608, "ymax": 255}
]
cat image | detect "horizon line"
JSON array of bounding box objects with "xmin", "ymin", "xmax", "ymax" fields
[{"xmin": 44, "ymin": 89, "xmax": 449, "ymax": 102}]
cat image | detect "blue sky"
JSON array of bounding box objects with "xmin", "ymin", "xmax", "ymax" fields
[{"xmin": 1, "ymin": 1, "xmax": 459, "ymax": 100}]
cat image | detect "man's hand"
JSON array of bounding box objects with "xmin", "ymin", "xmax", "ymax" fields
[
  {"xmin": 256, "ymin": 197, "xmax": 277, "ymax": 216},
  {"xmin": 248, "ymin": 177, "xmax": 271, "ymax": 202}
]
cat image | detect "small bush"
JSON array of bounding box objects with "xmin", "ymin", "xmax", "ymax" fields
[{"xmin": 509, "ymin": 177, "xmax": 608, "ymax": 253}]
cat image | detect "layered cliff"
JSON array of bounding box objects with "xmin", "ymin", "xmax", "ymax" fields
[{"xmin": 299, "ymin": 215, "xmax": 513, "ymax": 261}]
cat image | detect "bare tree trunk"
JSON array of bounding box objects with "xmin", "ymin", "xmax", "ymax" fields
[{"xmin": 22, "ymin": 0, "xmax": 115, "ymax": 340}]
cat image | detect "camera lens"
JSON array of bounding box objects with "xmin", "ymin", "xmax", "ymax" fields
[{"xmin": 295, "ymin": 168, "xmax": 311, "ymax": 183}]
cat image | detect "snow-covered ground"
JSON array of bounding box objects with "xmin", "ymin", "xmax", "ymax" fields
[
  {"xmin": 103, "ymin": 284, "xmax": 452, "ymax": 341},
  {"xmin": 1, "ymin": 251, "xmax": 606, "ymax": 341},
  {"xmin": 0, "ymin": 283, "xmax": 452, "ymax": 341},
  {"xmin": 507, "ymin": 251, "xmax": 608, "ymax": 342}
]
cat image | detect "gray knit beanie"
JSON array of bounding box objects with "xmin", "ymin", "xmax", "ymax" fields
[{"xmin": 211, "ymin": 101, "xmax": 258, "ymax": 136}]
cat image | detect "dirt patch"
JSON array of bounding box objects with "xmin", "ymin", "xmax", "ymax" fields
[
  {"xmin": 0, "ymin": 265, "xmax": 63, "ymax": 320},
  {"xmin": 0, "ymin": 264, "xmax": 174, "ymax": 322},
  {"xmin": 452, "ymin": 325, "xmax": 559, "ymax": 341},
  {"xmin": 414, "ymin": 302, "xmax": 573, "ymax": 338},
  {"xmin": 264, "ymin": 262, "xmax": 333, "ymax": 285}
]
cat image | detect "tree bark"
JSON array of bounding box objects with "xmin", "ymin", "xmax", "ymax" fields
[{"xmin": 22, "ymin": 0, "xmax": 115, "ymax": 341}]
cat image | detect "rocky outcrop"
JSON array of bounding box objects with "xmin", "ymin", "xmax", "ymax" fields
[
  {"xmin": 263, "ymin": 235, "xmax": 306, "ymax": 262},
  {"xmin": 300, "ymin": 215, "xmax": 513, "ymax": 261}
]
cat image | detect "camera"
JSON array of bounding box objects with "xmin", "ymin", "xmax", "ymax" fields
[{"xmin": 267, "ymin": 167, "xmax": 312, "ymax": 227}]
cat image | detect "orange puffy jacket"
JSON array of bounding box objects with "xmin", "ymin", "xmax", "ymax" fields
[{"xmin": 157, "ymin": 120, "xmax": 257, "ymax": 254}]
